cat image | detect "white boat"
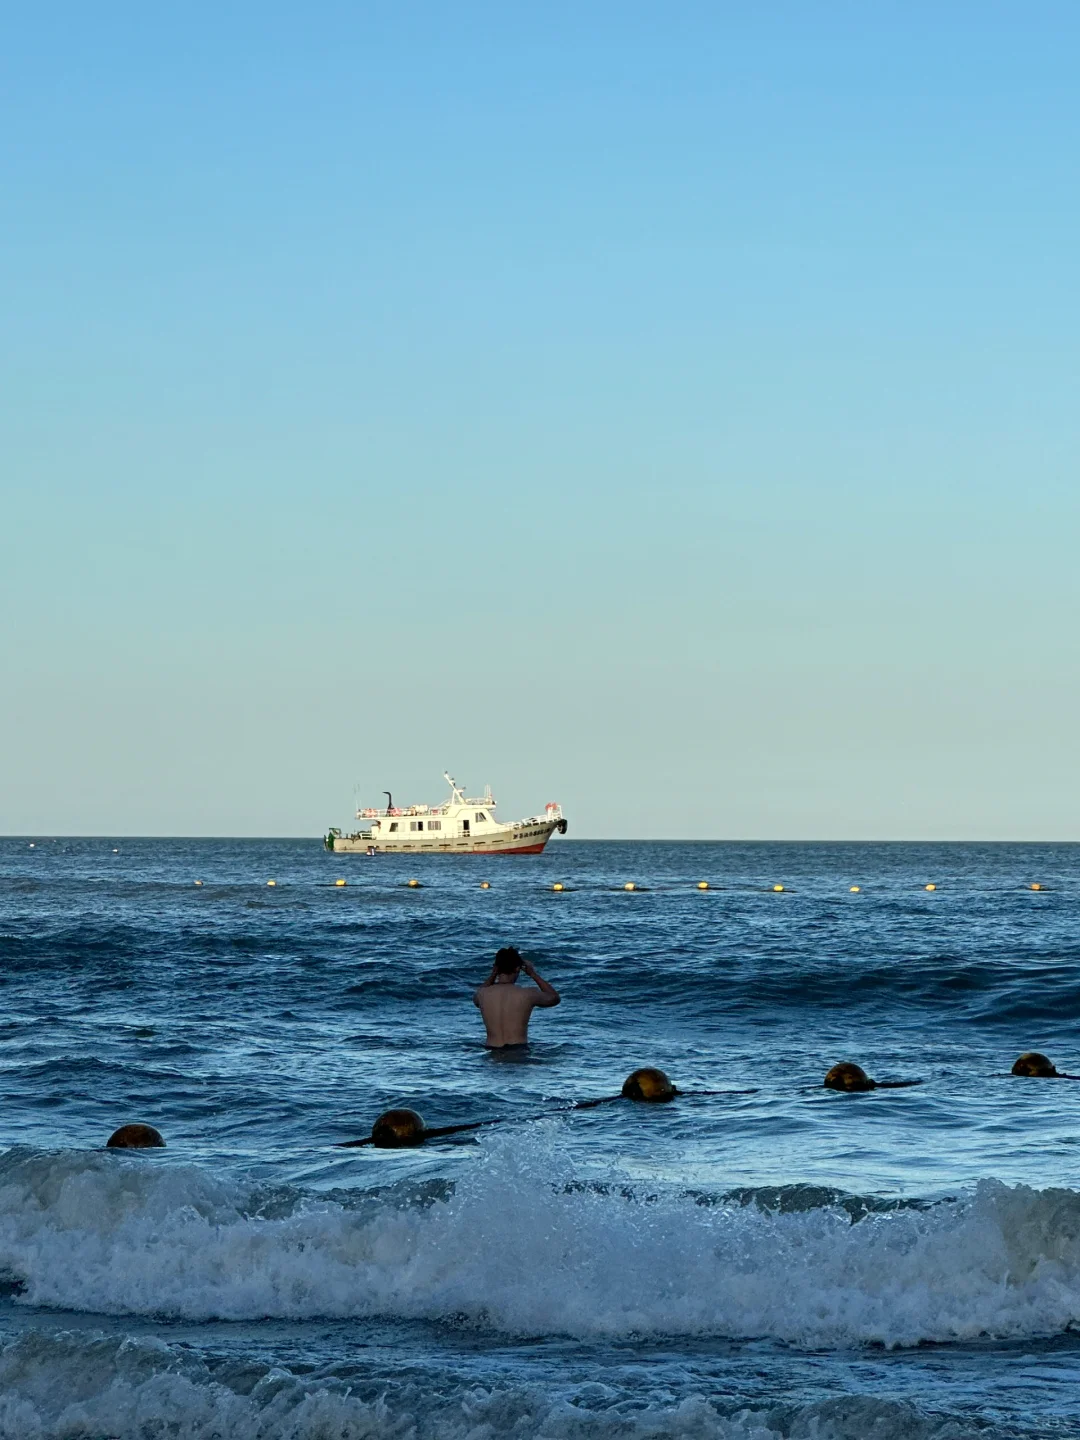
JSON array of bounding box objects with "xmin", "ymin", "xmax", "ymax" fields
[{"xmin": 325, "ymin": 773, "xmax": 568, "ymax": 855}]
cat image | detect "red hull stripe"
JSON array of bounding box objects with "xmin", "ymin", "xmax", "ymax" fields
[{"xmin": 471, "ymin": 842, "xmax": 548, "ymax": 855}]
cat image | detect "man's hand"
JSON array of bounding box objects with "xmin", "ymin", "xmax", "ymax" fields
[{"xmin": 523, "ymin": 960, "xmax": 560, "ymax": 1007}]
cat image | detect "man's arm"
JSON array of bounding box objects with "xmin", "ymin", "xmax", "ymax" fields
[{"xmin": 523, "ymin": 959, "xmax": 560, "ymax": 1007}]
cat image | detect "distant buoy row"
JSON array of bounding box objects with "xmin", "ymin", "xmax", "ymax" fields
[
  {"xmin": 192, "ymin": 878, "xmax": 1053, "ymax": 893},
  {"xmin": 540, "ymin": 881, "xmax": 1047, "ymax": 893}
]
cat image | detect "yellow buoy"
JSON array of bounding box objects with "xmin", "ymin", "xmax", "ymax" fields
[
  {"xmin": 335, "ymin": 878, "xmax": 347, "ymax": 887},
  {"xmin": 552, "ymin": 883, "xmax": 564, "ymax": 892},
  {"xmin": 924, "ymin": 883, "xmax": 936, "ymax": 891},
  {"xmin": 407, "ymin": 879, "xmax": 421, "ymax": 889},
  {"xmin": 772, "ymin": 884, "xmax": 784, "ymax": 892},
  {"xmin": 624, "ymin": 882, "xmax": 636, "ymax": 891},
  {"xmin": 194, "ymin": 880, "xmax": 203, "ymax": 887},
  {"xmin": 1030, "ymin": 883, "xmax": 1043, "ymax": 891},
  {"xmin": 266, "ymin": 880, "xmax": 277, "ymax": 887},
  {"xmin": 621, "ymin": 1067, "xmax": 677, "ymax": 1103},
  {"xmin": 823, "ymin": 1062, "xmax": 875, "ymax": 1092},
  {"xmin": 106, "ymin": 1123, "xmax": 166, "ymax": 1149},
  {"xmin": 480, "ymin": 881, "xmax": 490, "ymax": 889},
  {"xmin": 697, "ymin": 881, "xmax": 709, "ymax": 890},
  {"xmin": 850, "ymin": 886, "xmax": 860, "ymax": 893}
]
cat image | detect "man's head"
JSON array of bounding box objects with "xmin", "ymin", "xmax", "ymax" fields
[{"xmin": 494, "ymin": 946, "xmax": 523, "ymax": 979}]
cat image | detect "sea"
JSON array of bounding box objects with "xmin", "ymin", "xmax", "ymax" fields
[{"xmin": 1, "ymin": 837, "xmax": 1080, "ymax": 1439}]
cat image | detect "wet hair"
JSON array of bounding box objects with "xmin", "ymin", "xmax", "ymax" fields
[{"xmin": 494, "ymin": 946, "xmax": 523, "ymax": 975}]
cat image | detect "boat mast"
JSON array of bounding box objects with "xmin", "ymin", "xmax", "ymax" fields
[{"xmin": 444, "ymin": 772, "xmax": 466, "ymax": 805}]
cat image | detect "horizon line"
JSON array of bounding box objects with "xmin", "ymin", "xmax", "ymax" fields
[{"xmin": 3, "ymin": 835, "xmax": 1078, "ymax": 846}]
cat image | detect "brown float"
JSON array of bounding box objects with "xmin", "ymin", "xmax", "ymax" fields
[
  {"xmin": 621, "ymin": 1067, "xmax": 678, "ymax": 1102},
  {"xmin": 823, "ymin": 1063, "xmax": 922, "ymax": 1092},
  {"xmin": 106, "ymin": 1124, "xmax": 166, "ymax": 1149}
]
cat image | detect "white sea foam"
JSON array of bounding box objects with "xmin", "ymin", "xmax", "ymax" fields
[
  {"xmin": 0, "ymin": 1134, "xmax": 1079, "ymax": 1347},
  {"xmin": 0, "ymin": 1331, "xmax": 986, "ymax": 1439}
]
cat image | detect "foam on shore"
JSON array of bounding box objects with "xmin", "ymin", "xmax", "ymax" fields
[{"xmin": 0, "ymin": 1330, "xmax": 996, "ymax": 1440}]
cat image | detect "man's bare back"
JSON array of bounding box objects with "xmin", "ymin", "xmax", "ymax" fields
[{"xmin": 474, "ymin": 947, "xmax": 560, "ymax": 1047}]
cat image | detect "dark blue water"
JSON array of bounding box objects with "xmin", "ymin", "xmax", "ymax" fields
[{"xmin": 1, "ymin": 837, "xmax": 1079, "ymax": 1437}]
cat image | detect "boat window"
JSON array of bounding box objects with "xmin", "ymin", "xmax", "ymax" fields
[
  {"xmin": 388, "ymin": 822, "xmax": 399, "ymax": 832},
  {"xmin": 410, "ymin": 821, "xmax": 424, "ymax": 831},
  {"xmin": 428, "ymin": 820, "xmax": 441, "ymax": 831},
  {"xmin": 476, "ymin": 812, "xmax": 487, "ymax": 823}
]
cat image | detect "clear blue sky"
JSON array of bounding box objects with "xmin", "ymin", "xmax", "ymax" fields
[{"xmin": 3, "ymin": 3, "xmax": 1078, "ymax": 838}]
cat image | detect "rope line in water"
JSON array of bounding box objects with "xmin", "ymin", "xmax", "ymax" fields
[
  {"xmin": 207, "ymin": 878, "xmax": 1055, "ymax": 894},
  {"xmin": 101, "ymin": 1052, "xmax": 1080, "ymax": 1151},
  {"xmin": 338, "ymin": 1051, "xmax": 1080, "ymax": 1149}
]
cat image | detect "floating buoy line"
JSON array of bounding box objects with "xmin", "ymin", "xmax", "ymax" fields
[
  {"xmin": 329, "ymin": 1050, "xmax": 1080, "ymax": 1150},
  {"xmin": 88, "ymin": 1049, "xmax": 1080, "ymax": 1155},
  {"xmin": 336, "ymin": 1068, "xmax": 758, "ymax": 1148},
  {"xmin": 176, "ymin": 868, "xmax": 1064, "ymax": 895}
]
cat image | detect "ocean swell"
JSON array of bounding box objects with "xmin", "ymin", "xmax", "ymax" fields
[
  {"xmin": 0, "ymin": 1135, "xmax": 1078, "ymax": 1348},
  {"xmin": 0, "ymin": 1331, "xmax": 996, "ymax": 1440}
]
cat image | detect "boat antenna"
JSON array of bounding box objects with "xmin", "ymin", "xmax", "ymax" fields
[
  {"xmin": 444, "ymin": 772, "xmax": 465, "ymax": 803},
  {"xmin": 384, "ymin": 791, "xmax": 392, "ymax": 811}
]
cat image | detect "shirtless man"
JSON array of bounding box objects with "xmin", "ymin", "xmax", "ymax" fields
[{"xmin": 473, "ymin": 946, "xmax": 560, "ymax": 1047}]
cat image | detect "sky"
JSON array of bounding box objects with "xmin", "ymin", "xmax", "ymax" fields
[{"xmin": 2, "ymin": 2, "xmax": 1079, "ymax": 839}]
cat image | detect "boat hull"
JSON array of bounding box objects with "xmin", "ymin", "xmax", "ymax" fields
[{"xmin": 331, "ymin": 821, "xmax": 561, "ymax": 855}]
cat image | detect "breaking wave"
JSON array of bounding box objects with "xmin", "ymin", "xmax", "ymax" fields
[{"xmin": 0, "ymin": 1133, "xmax": 1079, "ymax": 1349}]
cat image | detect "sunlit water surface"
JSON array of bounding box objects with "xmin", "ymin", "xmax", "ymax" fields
[{"xmin": 1, "ymin": 837, "xmax": 1079, "ymax": 1438}]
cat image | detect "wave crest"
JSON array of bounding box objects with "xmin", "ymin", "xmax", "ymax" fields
[{"xmin": 0, "ymin": 1137, "xmax": 1078, "ymax": 1347}]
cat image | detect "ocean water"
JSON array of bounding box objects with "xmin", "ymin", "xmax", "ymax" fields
[{"xmin": 1, "ymin": 838, "xmax": 1080, "ymax": 1438}]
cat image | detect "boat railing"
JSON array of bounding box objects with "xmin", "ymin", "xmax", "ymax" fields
[
  {"xmin": 355, "ymin": 805, "xmax": 454, "ymax": 819},
  {"xmin": 354, "ymin": 798, "xmax": 504, "ymax": 819}
]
